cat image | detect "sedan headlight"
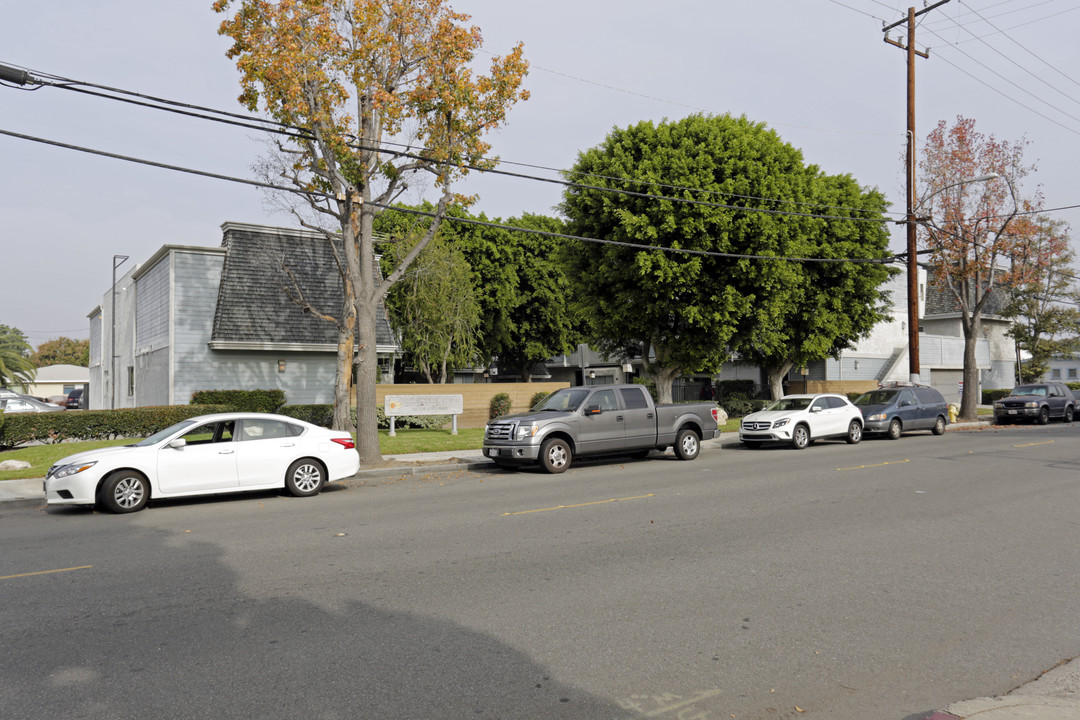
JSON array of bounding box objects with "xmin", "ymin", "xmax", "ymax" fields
[
  {"xmin": 515, "ymin": 423, "xmax": 538, "ymax": 440},
  {"xmin": 52, "ymin": 461, "xmax": 97, "ymax": 479},
  {"xmin": 867, "ymin": 413, "xmax": 886, "ymax": 422},
  {"xmin": 772, "ymin": 418, "xmax": 790, "ymax": 428}
]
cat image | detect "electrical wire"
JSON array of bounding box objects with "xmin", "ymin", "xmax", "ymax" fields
[{"xmin": 0, "ymin": 125, "xmax": 899, "ymax": 265}]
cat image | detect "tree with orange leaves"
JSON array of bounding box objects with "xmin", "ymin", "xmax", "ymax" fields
[
  {"xmin": 213, "ymin": 0, "xmax": 529, "ymax": 463},
  {"xmin": 917, "ymin": 116, "xmax": 1046, "ymax": 420}
]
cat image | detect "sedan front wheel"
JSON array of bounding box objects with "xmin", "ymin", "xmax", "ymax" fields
[{"xmin": 99, "ymin": 471, "xmax": 149, "ymax": 514}]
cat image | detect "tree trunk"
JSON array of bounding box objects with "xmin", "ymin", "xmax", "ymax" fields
[
  {"xmin": 332, "ymin": 324, "xmax": 354, "ymax": 431},
  {"xmin": 351, "ymin": 201, "xmax": 382, "ymax": 466},
  {"xmin": 766, "ymin": 361, "xmax": 794, "ymax": 400},
  {"xmin": 650, "ymin": 366, "xmax": 681, "ymax": 405},
  {"xmin": 959, "ymin": 315, "xmax": 981, "ymax": 421}
]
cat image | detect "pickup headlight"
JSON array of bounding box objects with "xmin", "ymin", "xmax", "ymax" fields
[
  {"xmin": 772, "ymin": 418, "xmax": 790, "ymax": 428},
  {"xmin": 867, "ymin": 413, "xmax": 886, "ymax": 422},
  {"xmin": 515, "ymin": 423, "xmax": 538, "ymax": 440},
  {"xmin": 52, "ymin": 461, "xmax": 97, "ymax": 479}
]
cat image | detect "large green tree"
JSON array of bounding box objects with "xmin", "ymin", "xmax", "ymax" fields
[
  {"xmin": 216, "ymin": 0, "xmax": 529, "ymax": 463},
  {"xmin": 0, "ymin": 325, "xmax": 36, "ymax": 389},
  {"xmin": 32, "ymin": 337, "xmax": 90, "ymax": 367},
  {"xmin": 560, "ymin": 114, "xmax": 893, "ymax": 402}
]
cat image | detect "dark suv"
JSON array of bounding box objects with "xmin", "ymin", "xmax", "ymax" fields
[
  {"xmin": 65, "ymin": 388, "xmax": 85, "ymax": 410},
  {"xmin": 853, "ymin": 383, "xmax": 949, "ymax": 439},
  {"xmin": 993, "ymin": 383, "xmax": 1075, "ymax": 424}
]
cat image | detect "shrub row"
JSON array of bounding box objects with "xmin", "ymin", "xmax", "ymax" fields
[
  {"xmin": 278, "ymin": 404, "xmax": 450, "ymax": 430},
  {"xmin": 0, "ymin": 405, "xmax": 232, "ymax": 447},
  {"xmin": 190, "ymin": 389, "xmax": 286, "ymax": 413}
]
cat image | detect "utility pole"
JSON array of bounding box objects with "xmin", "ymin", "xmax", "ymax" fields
[{"xmin": 883, "ymin": 0, "xmax": 951, "ymax": 383}]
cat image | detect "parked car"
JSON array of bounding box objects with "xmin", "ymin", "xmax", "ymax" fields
[
  {"xmin": 483, "ymin": 384, "xmax": 720, "ymax": 473},
  {"xmin": 44, "ymin": 412, "xmax": 360, "ymax": 513},
  {"xmin": 740, "ymin": 393, "xmax": 863, "ymax": 449},
  {"xmin": 0, "ymin": 395, "xmax": 65, "ymax": 414},
  {"xmin": 993, "ymin": 383, "xmax": 1075, "ymax": 425},
  {"xmin": 853, "ymin": 383, "xmax": 949, "ymax": 439},
  {"xmin": 65, "ymin": 388, "xmax": 85, "ymax": 409}
]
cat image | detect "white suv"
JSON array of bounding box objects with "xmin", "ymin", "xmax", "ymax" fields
[{"xmin": 740, "ymin": 393, "xmax": 863, "ymax": 449}]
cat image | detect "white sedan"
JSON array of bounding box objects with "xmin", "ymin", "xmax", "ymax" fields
[
  {"xmin": 45, "ymin": 413, "xmax": 361, "ymax": 513},
  {"xmin": 739, "ymin": 393, "xmax": 863, "ymax": 449}
]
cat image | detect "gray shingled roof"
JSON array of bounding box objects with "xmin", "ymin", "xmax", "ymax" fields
[
  {"xmin": 924, "ymin": 272, "xmax": 1011, "ymax": 318},
  {"xmin": 211, "ymin": 223, "xmax": 396, "ymax": 348}
]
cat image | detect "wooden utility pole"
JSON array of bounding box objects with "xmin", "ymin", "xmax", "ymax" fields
[{"xmin": 883, "ymin": 0, "xmax": 951, "ymax": 383}]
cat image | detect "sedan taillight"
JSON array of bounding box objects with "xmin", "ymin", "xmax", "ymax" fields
[{"xmin": 331, "ymin": 438, "xmax": 356, "ymax": 450}]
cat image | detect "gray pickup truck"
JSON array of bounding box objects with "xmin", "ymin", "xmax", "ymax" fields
[{"xmin": 483, "ymin": 384, "xmax": 721, "ymax": 473}]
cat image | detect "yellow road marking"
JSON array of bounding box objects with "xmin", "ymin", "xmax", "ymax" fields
[
  {"xmin": 1014, "ymin": 440, "xmax": 1055, "ymax": 447},
  {"xmin": 503, "ymin": 494, "xmax": 655, "ymax": 516},
  {"xmin": 0, "ymin": 565, "xmax": 94, "ymax": 581},
  {"xmin": 837, "ymin": 459, "xmax": 911, "ymax": 471}
]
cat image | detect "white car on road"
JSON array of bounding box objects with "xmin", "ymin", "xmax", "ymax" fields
[
  {"xmin": 739, "ymin": 393, "xmax": 863, "ymax": 449},
  {"xmin": 45, "ymin": 413, "xmax": 360, "ymax": 513}
]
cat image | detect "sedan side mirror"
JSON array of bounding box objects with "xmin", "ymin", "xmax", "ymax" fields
[{"xmin": 168, "ymin": 438, "xmax": 187, "ymax": 449}]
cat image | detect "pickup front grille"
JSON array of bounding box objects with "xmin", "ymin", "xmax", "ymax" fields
[{"xmin": 486, "ymin": 423, "xmax": 513, "ymax": 440}]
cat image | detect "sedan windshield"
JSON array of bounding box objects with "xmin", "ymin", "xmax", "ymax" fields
[
  {"xmin": 765, "ymin": 397, "xmax": 812, "ymax": 412},
  {"xmin": 1011, "ymin": 385, "xmax": 1046, "ymax": 396},
  {"xmin": 534, "ymin": 389, "xmax": 590, "ymax": 412},
  {"xmin": 854, "ymin": 390, "xmax": 897, "ymax": 406},
  {"xmin": 132, "ymin": 419, "xmax": 199, "ymax": 447}
]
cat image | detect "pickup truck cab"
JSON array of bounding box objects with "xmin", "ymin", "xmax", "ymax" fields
[{"xmin": 483, "ymin": 384, "xmax": 721, "ymax": 473}]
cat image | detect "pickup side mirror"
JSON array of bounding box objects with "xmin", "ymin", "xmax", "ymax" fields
[
  {"xmin": 169, "ymin": 438, "xmax": 187, "ymax": 449},
  {"xmin": 585, "ymin": 404, "xmax": 602, "ymax": 415}
]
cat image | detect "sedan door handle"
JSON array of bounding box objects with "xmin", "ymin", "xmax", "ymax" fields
[
  {"xmin": 280, "ymin": 443, "xmax": 295, "ymax": 447},
  {"xmin": 219, "ymin": 449, "xmax": 235, "ymax": 455}
]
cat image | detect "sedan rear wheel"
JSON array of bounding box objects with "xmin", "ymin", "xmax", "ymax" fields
[
  {"xmin": 286, "ymin": 459, "xmax": 325, "ymax": 497},
  {"xmin": 887, "ymin": 418, "xmax": 902, "ymax": 440},
  {"xmin": 846, "ymin": 420, "xmax": 863, "ymax": 444},
  {"xmin": 99, "ymin": 471, "xmax": 149, "ymax": 514},
  {"xmin": 791, "ymin": 424, "xmax": 810, "ymax": 450}
]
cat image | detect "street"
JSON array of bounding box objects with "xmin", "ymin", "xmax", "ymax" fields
[{"xmin": 3, "ymin": 423, "xmax": 1080, "ymax": 719}]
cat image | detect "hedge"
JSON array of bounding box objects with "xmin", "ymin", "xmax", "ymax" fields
[
  {"xmin": 277, "ymin": 404, "xmax": 450, "ymax": 430},
  {"xmin": 982, "ymin": 388, "xmax": 1012, "ymax": 404},
  {"xmin": 0, "ymin": 405, "xmax": 232, "ymax": 447},
  {"xmin": 190, "ymin": 389, "xmax": 286, "ymax": 413}
]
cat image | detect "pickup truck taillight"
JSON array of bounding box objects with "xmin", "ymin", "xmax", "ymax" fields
[{"xmin": 711, "ymin": 408, "xmax": 719, "ymax": 422}]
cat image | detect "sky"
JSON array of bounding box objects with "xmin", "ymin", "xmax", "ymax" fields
[{"xmin": 2, "ymin": 0, "xmax": 1079, "ymax": 348}]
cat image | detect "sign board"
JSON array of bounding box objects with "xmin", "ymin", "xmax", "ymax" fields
[{"xmin": 384, "ymin": 394, "xmax": 463, "ymax": 416}]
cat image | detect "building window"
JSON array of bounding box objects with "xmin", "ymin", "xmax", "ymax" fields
[
  {"xmin": 1069, "ymin": 368, "xmax": 1078, "ymax": 379},
  {"xmin": 128, "ymin": 366, "xmax": 135, "ymax": 396},
  {"xmin": 1051, "ymin": 369, "xmax": 1061, "ymax": 379}
]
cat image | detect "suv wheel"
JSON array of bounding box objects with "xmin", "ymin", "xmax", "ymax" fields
[
  {"xmin": 1037, "ymin": 406, "xmax": 1050, "ymax": 425},
  {"xmin": 845, "ymin": 420, "xmax": 863, "ymax": 444},
  {"xmin": 791, "ymin": 424, "xmax": 810, "ymax": 450}
]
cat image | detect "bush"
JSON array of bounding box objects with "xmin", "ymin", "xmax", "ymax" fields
[
  {"xmin": 0, "ymin": 405, "xmax": 232, "ymax": 447},
  {"xmin": 529, "ymin": 391, "xmax": 550, "ymax": 409},
  {"xmin": 982, "ymin": 388, "xmax": 1012, "ymax": 404},
  {"xmin": 489, "ymin": 392, "xmax": 511, "ymax": 419},
  {"xmin": 1067, "ymin": 382, "xmax": 1080, "ymax": 392},
  {"xmin": 720, "ymin": 393, "xmax": 769, "ymax": 417},
  {"xmin": 278, "ymin": 404, "xmax": 337, "ymax": 427},
  {"xmin": 278, "ymin": 404, "xmax": 449, "ymax": 430},
  {"xmin": 190, "ymin": 389, "xmax": 286, "ymax": 413},
  {"xmin": 716, "ymin": 379, "xmax": 756, "ymax": 400}
]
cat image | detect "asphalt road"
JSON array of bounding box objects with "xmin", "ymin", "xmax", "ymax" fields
[{"xmin": 2, "ymin": 423, "xmax": 1079, "ymax": 720}]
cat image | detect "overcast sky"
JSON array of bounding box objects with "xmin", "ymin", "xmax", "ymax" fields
[{"xmin": 3, "ymin": 1, "xmax": 1078, "ymax": 348}]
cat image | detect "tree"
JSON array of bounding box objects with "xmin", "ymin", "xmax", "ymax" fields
[
  {"xmin": 560, "ymin": 114, "xmax": 893, "ymax": 402},
  {"xmin": 737, "ymin": 173, "xmax": 895, "ymax": 398},
  {"xmin": 216, "ymin": 0, "xmax": 529, "ymax": 463},
  {"xmin": 1001, "ymin": 216, "xmax": 1080, "ymax": 382},
  {"xmin": 382, "ymin": 229, "xmax": 480, "ymax": 383},
  {"xmin": 917, "ymin": 116, "xmax": 1046, "ymax": 420},
  {"xmin": 0, "ymin": 325, "xmax": 35, "ymax": 389},
  {"xmin": 32, "ymin": 337, "xmax": 90, "ymax": 367}
]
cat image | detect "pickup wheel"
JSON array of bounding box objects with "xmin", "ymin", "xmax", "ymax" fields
[
  {"xmin": 674, "ymin": 428, "xmax": 700, "ymax": 461},
  {"xmin": 540, "ymin": 437, "xmax": 571, "ymax": 474}
]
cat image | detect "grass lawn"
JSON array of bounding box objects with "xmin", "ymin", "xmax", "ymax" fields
[{"xmin": 0, "ymin": 428, "xmax": 488, "ymax": 482}]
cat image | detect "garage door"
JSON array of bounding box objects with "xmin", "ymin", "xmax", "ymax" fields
[{"xmin": 928, "ymin": 369, "xmax": 964, "ymax": 404}]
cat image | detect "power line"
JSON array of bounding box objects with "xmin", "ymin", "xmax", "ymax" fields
[
  {"xmin": 0, "ymin": 61, "xmax": 904, "ymax": 221},
  {"xmin": 0, "ymin": 125, "xmax": 898, "ymax": 266}
]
